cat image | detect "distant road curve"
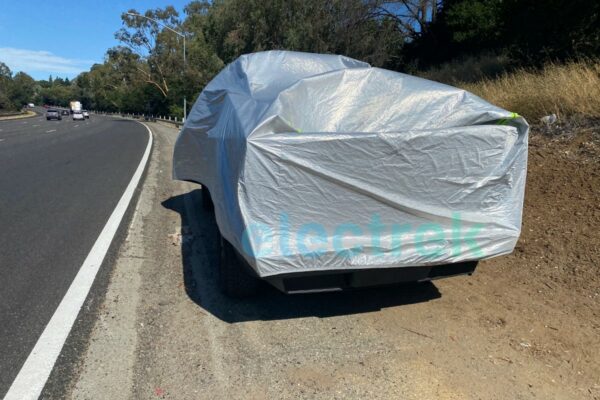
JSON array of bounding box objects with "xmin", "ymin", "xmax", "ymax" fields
[{"xmin": 0, "ymin": 109, "xmax": 37, "ymax": 121}]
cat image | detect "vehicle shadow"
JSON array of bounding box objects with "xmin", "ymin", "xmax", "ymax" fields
[{"xmin": 162, "ymin": 188, "xmax": 441, "ymax": 324}]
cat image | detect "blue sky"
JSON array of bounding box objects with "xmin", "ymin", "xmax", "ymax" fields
[{"xmin": 0, "ymin": 0, "xmax": 190, "ymax": 80}]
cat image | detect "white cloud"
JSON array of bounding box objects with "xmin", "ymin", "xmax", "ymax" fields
[{"xmin": 0, "ymin": 47, "xmax": 97, "ymax": 77}]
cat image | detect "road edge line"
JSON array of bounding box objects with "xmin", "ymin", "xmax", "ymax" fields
[{"xmin": 4, "ymin": 122, "xmax": 154, "ymax": 400}]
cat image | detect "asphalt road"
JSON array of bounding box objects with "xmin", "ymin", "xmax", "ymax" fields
[{"xmin": 0, "ymin": 110, "xmax": 149, "ymax": 396}]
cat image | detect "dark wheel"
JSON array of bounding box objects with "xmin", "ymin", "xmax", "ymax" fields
[
  {"xmin": 218, "ymin": 236, "xmax": 260, "ymax": 298},
  {"xmin": 201, "ymin": 186, "xmax": 214, "ymax": 211}
]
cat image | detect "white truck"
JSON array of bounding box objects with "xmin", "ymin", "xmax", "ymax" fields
[{"xmin": 69, "ymin": 101, "xmax": 82, "ymax": 114}]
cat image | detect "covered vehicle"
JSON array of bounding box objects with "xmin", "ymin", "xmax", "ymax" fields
[{"xmin": 173, "ymin": 51, "xmax": 528, "ymax": 296}]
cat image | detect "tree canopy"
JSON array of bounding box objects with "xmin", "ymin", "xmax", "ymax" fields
[{"xmin": 1, "ymin": 0, "xmax": 597, "ymax": 115}]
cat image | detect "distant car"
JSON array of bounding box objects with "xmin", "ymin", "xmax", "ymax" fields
[
  {"xmin": 27, "ymin": 103, "xmax": 35, "ymax": 108},
  {"xmin": 46, "ymin": 109, "xmax": 62, "ymax": 121},
  {"xmin": 82, "ymin": 110, "xmax": 90, "ymax": 119},
  {"xmin": 61, "ymin": 110, "xmax": 69, "ymax": 116},
  {"xmin": 72, "ymin": 111, "xmax": 85, "ymax": 121}
]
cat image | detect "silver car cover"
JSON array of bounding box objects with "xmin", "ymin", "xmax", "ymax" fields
[{"xmin": 173, "ymin": 51, "xmax": 528, "ymax": 278}]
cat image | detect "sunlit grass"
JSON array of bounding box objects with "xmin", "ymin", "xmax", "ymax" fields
[{"xmin": 461, "ymin": 61, "xmax": 600, "ymax": 121}]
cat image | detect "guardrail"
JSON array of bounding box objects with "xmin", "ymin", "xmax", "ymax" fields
[{"xmin": 92, "ymin": 111, "xmax": 184, "ymax": 128}]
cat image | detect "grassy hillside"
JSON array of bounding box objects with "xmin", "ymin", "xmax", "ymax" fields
[
  {"xmin": 466, "ymin": 61, "xmax": 600, "ymax": 121},
  {"xmin": 424, "ymin": 60, "xmax": 600, "ymax": 122}
]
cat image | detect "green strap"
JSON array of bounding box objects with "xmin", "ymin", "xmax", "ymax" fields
[{"xmin": 496, "ymin": 112, "xmax": 520, "ymax": 125}]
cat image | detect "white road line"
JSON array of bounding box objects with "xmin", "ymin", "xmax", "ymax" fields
[
  {"xmin": 46, "ymin": 129, "xmax": 56, "ymax": 133},
  {"xmin": 74, "ymin": 124, "xmax": 79, "ymax": 128},
  {"xmin": 4, "ymin": 122, "xmax": 153, "ymax": 400},
  {"xmin": 33, "ymin": 124, "xmax": 40, "ymax": 127}
]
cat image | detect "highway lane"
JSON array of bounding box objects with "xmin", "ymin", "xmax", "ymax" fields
[{"xmin": 0, "ymin": 113, "xmax": 150, "ymax": 396}]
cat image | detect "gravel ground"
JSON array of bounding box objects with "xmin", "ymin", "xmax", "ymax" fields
[{"xmin": 66, "ymin": 122, "xmax": 599, "ymax": 400}]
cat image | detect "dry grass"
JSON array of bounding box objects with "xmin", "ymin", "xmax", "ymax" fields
[{"xmin": 460, "ymin": 61, "xmax": 600, "ymax": 122}]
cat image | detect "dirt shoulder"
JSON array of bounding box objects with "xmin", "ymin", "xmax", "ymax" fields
[{"xmin": 67, "ymin": 122, "xmax": 599, "ymax": 399}]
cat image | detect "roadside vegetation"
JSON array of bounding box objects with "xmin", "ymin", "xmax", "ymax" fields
[
  {"xmin": 0, "ymin": 63, "xmax": 36, "ymax": 113},
  {"xmin": 0, "ymin": 0, "xmax": 598, "ymax": 122},
  {"xmin": 464, "ymin": 60, "xmax": 600, "ymax": 122},
  {"xmin": 423, "ymin": 58, "xmax": 600, "ymax": 122}
]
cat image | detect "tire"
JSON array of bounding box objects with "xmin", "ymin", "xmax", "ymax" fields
[
  {"xmin": 201, "ymin": 187, "xmax": 214, "ymax": 211},
  {"xmin": 218, "ymin": 236, "xmax": 260, "ymax": 298}
]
